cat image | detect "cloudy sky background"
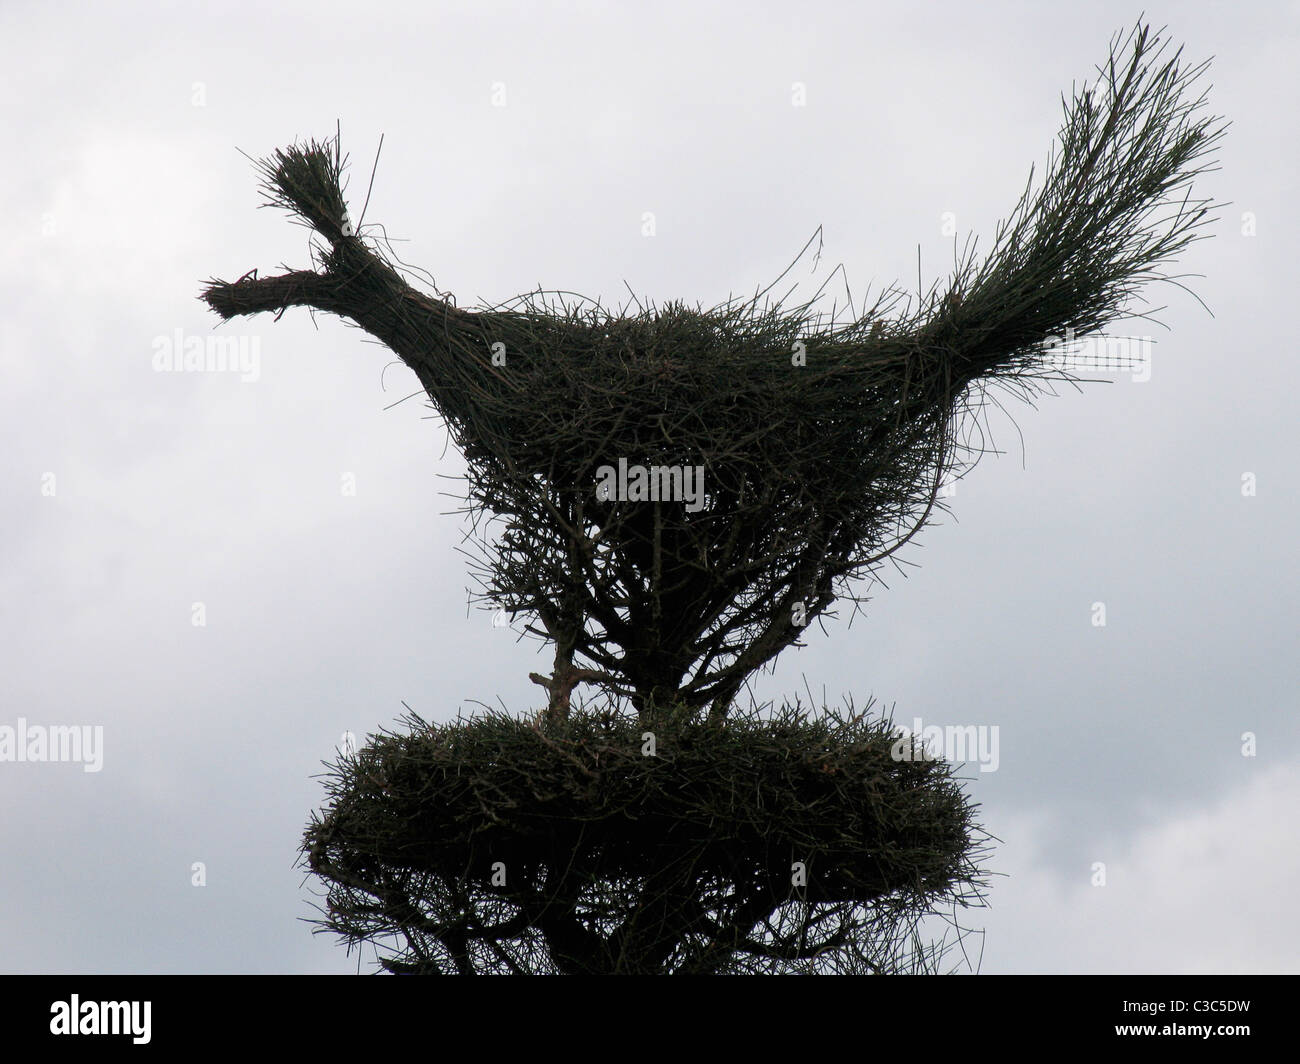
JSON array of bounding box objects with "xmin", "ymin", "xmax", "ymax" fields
[{"xmin": 2, "ymin": 0, "xmax": 1296, "ymax": 973}]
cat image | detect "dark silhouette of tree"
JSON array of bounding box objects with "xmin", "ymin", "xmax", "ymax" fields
[{"xmin": 202, "ymin": 20, "xmax": 1223, "ymax": 973}]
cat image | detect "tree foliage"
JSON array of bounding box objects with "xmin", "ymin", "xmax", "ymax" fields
[{"xmin": 203, "ymin": 20, "xmax": 1224, "ymax": 973}]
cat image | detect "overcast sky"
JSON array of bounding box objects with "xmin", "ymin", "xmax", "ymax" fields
[{"xmin": 2, "ymin": 0, "xmax": 1296, "ymax": 974}]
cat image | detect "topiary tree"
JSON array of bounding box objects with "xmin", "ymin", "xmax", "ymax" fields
[{"xmin": 202, "ymin": 20, "xmax": 1224, "ymax": 973}]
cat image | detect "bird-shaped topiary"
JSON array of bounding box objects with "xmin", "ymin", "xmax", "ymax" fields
[{"xmin": 204, "ymin": 20, "xmax": 1224, "ymax": 973}]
